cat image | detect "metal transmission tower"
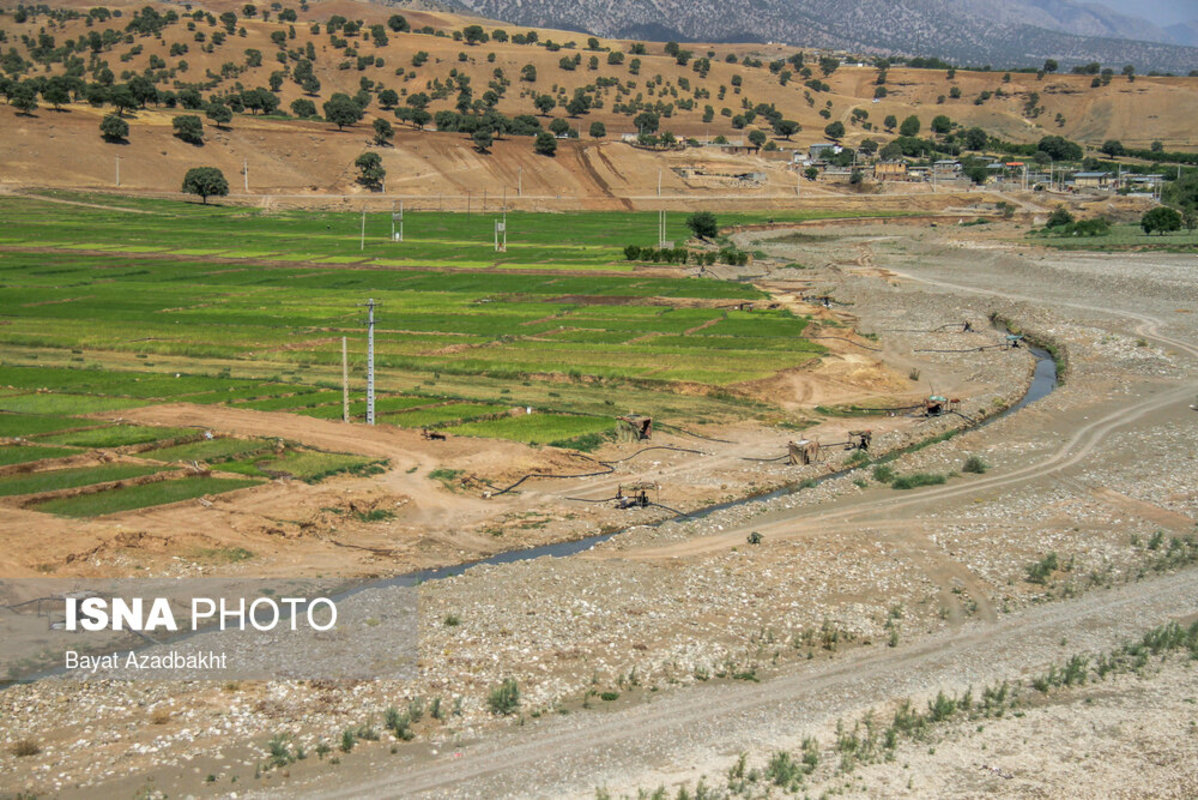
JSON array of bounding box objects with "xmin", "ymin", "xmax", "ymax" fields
[
  {"xmin": 391, "ymin": 200, "xmax": 404, "ymax": 242},
  {"xmin": 357, "ymin": 298, "xmax": 378, "ymax": 425},
  {"xmin": 494, "ymin": 213, "xmax": 507, "ymax": 252}
]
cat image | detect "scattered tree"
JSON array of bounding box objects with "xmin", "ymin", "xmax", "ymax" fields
[
  {"xmin": 206, "ymin": 103, "xmax": 232, "ymax": 129},
  {"xmin": 823, "ymin": 121, "xmax": 845, "ymax": 139},
  {"xmin": 354, "ymin": 151, "xmax": 385, "ymax": 190},
  {"xmin": 10, "ymin": 82, "xmax": 38, "ymax": 115},
  {"xmin": 773, "ymin": 119, "xmax": 800, "ymax": 139},
  {"xmin": 748, "ymin": 129, "xmax": 767, "ymax": 151},
  {"xmin": 373, "ymin": 117, "xmax": 394, "ymax": 146},
  {"xmin": 1140, "ymin": 206, "xmax": 1181, "ymax": 235},
  {"xmin": 472, "ymin": 127, "xmax": 493, "ymax": 152},
  {"xmin": 181, "ymin": 166, "xmax": 228, "ymax": 203},
  {"xmin": 588, "ymin": 120, "xmax": 606, "ymax": 139},
  {"xmin": 685, "ymin": 211, "xmax": 718, "ymax": 239},
  {"xmin": 534, "ymin": 130, "xmax": 556, "ymax": 156},
  {"xmin": 323, "ymin": 93, "xmax": 363, "ymax": 130},
  {"xmin": 172, "ymin": 114, "xmax": 204, "ymax": 144},
  {"xmin": 99, "ymin": 113, "xmax": 128, "ymax": 142},
  {"xmin": 899, "ymin": 114, "xmax": 921, "ymax": 137}
]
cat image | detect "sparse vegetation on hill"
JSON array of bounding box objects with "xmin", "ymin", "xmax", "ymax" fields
[{"xmin": 0, "ymin": 0, "xmax": 1194, "ymax": 198}]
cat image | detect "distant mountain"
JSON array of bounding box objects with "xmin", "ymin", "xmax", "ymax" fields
[
  {"xmin": 1165, "ymin": 20, "xmax": 1198, "ymax": 48},
  {"xmin": 450, "ymin": 0, "xmax": 1198, "ymax": 72}
]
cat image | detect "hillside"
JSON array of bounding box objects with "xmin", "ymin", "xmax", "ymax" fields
[
  {"xmin": 1, "ymin": 0, "xmax": 1196, "ymax": 199},
  {"xmin": 451, "ymin": 0, "xmax": 1198, "ymax": 73}
]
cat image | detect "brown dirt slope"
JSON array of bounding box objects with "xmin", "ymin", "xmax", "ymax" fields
[{"xmin": 1, "ymin": 0, "xmax": 1194, "ymax": 198}]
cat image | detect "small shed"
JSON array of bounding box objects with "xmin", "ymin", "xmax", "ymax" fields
[{"xmin": 616, "ymin": 414, "xmax": 653, "ymax": 442}]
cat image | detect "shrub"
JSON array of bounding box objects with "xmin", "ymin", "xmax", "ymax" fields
[
  {"xmin": 962, "ymin": 455, "xmax": 988, "ymax": 473},
  {"xmin": 891, "ymin": 472, "xmax": 946, "ymax": 490},
  {"xmin": 1026, "ymin": 551, "xmax": 1059, "ymax": 584},
  {"xmin": 487, "ymin": 678, "xmax": 519, "ymax": 715},
  {"xmin": 12, "ymin": 738, "xmax": 40, "ymax": 757},
  {"xmin": 871, "ymin": 465, "xmax": 895, "ymax": 483}
]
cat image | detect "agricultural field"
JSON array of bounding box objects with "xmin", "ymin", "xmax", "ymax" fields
[
  {"xmin": 0, "ymin": 463, "xmax": 167, "ymax": 497},
  {"xmin": 1028, "ymin": 221, "xmax": 1198, "ymax": 251},
  {"xmin": 30, "ymin": 475, "xmax": 262, "ymax": 517},
  {"xmin": 2, "ymin": 192, "xmax": 887, "ymax": 273},
  {"xmin": 0, "ymin": 194, "xmax": 832, "ymax": 448}
]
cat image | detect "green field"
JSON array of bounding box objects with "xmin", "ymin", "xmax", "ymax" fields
[
  {"xmin": 0, "ymin": 194, "xmax": 843, "ymax": 450},
  {"xmin": 0, "ymin": 445, "xmax": 82, "ymax": 466},
  {"xmin": 448, "ymin": 413, "xmax": 613, "ymax": 446},
  {"xmin": 140, "ymin": 437, "xmax": 274, "ymax": 463},
  {"xmin": 381, "ymin": 402, "xmax": 510, "ymax": 428},
  {"xmin": 0, "ymin": 413, "xmax": 105, "ymax": 438},
  {"xmin": 36, "ymin": 425, "xmax": 198, "ymax": 449},
  {"xmin": 32, "ymin": 476, "xmax": 262, "ymax": 517},
  {"xmin": 0, "ymin": 463, "xmax": 167, "ymax": 497},
  {"xmin": 1029, "ymin": 222, "xmax": 1198, "ymax": 251},
  {"xmin": 218, "ymin": 449, "xmax": 382, "ymax": 482},
  {"xmin": 8, "ymin": 191, "xmax": 899, "ymax": 272}
]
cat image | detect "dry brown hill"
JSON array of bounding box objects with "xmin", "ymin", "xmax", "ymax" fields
[{"xmin": 1, "ymin": 0, "xmax": 1195, "ymax": 199}]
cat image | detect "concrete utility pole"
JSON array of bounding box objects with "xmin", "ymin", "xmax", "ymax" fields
[
  {"xmin": 366, "ymin": 298, "xmax": 376, "ymax": 426},
  {"xmin": 341, "ymin": 336, "xmax": 349, "ymax": 423},
  {"xmin": 518, "ymin": 166, "xmax": 523, "ymax": 197},
  {"xmin": 115, "ymin": 156, "xmax": 120, "ymax": 187},
  {"xmin": 657, "ymin": 168, "xmax": 662, "ymax": 197},
  {"xmin": 243, "ymin": 159, "xmax": 249, "ymax": 193}
]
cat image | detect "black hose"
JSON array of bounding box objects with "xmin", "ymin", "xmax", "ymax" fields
[
  {"xmin": 654, "ymin": 422, "xmax": 736, "ymax": 444},
  {"xmin": 913, "ymin": 345, "xmax": 1006, "ymax": 353},
  {"xmin": 806, "ymin": 336, "xmax": 883, "ymax": 352},
  {"xmin": 486, "ymin": 464, "xmax": 616, "ymax": 496},
  {"xmin": 647, "ymin": 501, "xmax": 692, "ymax": 518},
  {"xmin": 741, "ymin": 454, "xmax": 791, "ymax": 463},
  {"xmin": 602, "ymin": 445, "xmax": 706, "ymax": 463}
]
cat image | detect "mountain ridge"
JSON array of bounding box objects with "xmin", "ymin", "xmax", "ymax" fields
[{"xmin": 448, "ymin": 0, "xmax": 1198, "ymax": 72}]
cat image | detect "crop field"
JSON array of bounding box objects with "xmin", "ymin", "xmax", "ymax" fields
[
  {"xmin": 31, "ymin": 476, "xmax": 263, "ymax": 517},
  {"xmin": 380, "ymin": 402, "xmax": 511, "ymax": 428},
  {"xmin": 217, "ymin": 449, "xmax": 383, "ymax": 482},
  {"xmin": 448, "ymin": 413, "xmax": 613, "ymax": 446},
  {"xmin": 0, "ymin": 413, "xmax": 106, "ymax": 438},
  {"xmin": 35, "ymin": 425, "xmax": 199, "ymax": 449},
  {"xmin": 140, "ymin": 437, "xmax": 274, "ymax": 464},
  {"xmin": 6, "ymin": 191, "xmax": 898, "ymax": 272},
  {"xmin": 1029, "ymin": 222, "xmax": 1198, "ymax": 251},
  {"xmin": 0, "ymin": 463, "xmax": 168, "ymax": 497},
  {"xmin": 0, "ymin": 445, "xmax": 82, "ymax": 466},
  {"xmin": 0, "ymin": 193, "xmax": 838, "ymax": 449}
]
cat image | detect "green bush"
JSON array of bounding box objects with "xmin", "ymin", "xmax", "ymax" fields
[
  {"xmin": 1025, "ymin": 551, "xmax": 1059, "ymax": 584},
  {"xmin": 871, "ymin": 465, "xmax": 895, "ymax": 483},
  {"xmin": 962, "ymin": 455, "xmax": 988, "ymax": 473},
  {"xmin": 487, "ymin": 678, "xmax": 519, "ymax": 715},
  {"xmin": 891, "ymin": 472, "xmax": 946, "ymax": 490}
]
